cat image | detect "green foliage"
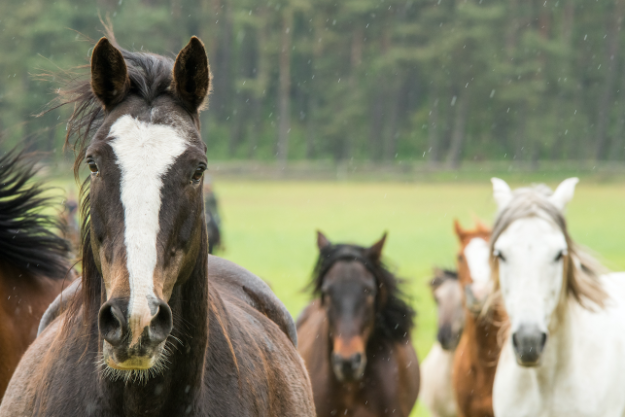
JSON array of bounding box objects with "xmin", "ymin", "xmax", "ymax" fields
[{"xmin": 0, "ymin": 0, "xmax": 623, "ymax": 164}]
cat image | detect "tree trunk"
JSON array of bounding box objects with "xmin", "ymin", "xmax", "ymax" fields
[
  {"xmin": 428, "ymin": 93, "xmax": 440, "ymax": 165},
  {"xmin": 385, "ymin": 79, "xmax": 405, "ymax": 160},
  {"xmin": 609, "ymin": 68, "xmax": 625, "ymax": 160},
  {"xmin": 551, "ymin": 0, "xmax": 575, "ymax": 160},
  {"xmin": 595, "ymin": 0, "xmax": 625, "ymax": 160},
  {"xmin": 446, "ymin": 92, "xmax": 469, "ymax": 169},
  {"xmin": 277, "ymin": 7, "xmax": 293, "ymax": 169}
]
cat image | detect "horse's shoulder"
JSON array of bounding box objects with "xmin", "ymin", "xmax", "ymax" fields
[
  {"xmin": 0, "ymin": 319, "xmax": 61, "ymax": 416},
  {"xmin": 207, "ymin": 255, "xmax": 297, "ymax": 346}
]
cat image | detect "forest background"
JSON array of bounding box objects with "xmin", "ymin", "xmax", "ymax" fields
[{"xmin": 0, "ymin": 0, "xmax": 624, "ymax": 169}]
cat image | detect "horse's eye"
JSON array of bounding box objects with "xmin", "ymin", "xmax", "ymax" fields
[
  {"xmin": 494, "ymin": 250, "xmax": 506, "ymax": 262},
  {"xmin": 87, "ymin": 159, "xmax": 99, "ymax": 176},
  {"xmin": 191, "ymin": 165, "xmax": 206, "ymax": 183},
  {"xmin": 457, "ymin": 254, "xmax": 464, "ymax": 262},
  {"xmin": 554, "ymin": 250, "xmax": 565, "ymax": 262}
]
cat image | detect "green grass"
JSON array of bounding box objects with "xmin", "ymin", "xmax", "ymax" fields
[
  {"xmin": 211, "ymin": 180, "xmax": 625, "ymax": 417},
  {"xmin": 54, "ymin": 178, "xmax": 625, "ymax": 416}
]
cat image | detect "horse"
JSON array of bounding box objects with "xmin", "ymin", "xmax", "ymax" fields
[
  {"xmin": 0, "ymin": 149, "xmax": 72, "ymax": 400},
  {"xmin": 420, "ymin": 268, "xmax": 464, "ymax": 417},
  {"xmin": 296, "ymin": 231, "xmax": 419, "ymax": 417},
  {"xmin": 452, "ymin": 220, "xmax": 505, "ymax": 417},
  {"xmin": 490, "ymin": 178, "xmax": 625, "ymax": 417},
  {"xmin": 0, "ymin": 34, "xmax": 315, "ymax": 416}
]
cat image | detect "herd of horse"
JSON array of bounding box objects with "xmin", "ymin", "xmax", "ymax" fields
[
  {"xmin": 0, "ymin": 31, "xmax": 624, "ymax": 417},
  {"xmin": 421, "ymin": 179, "xmax": 625, "ymax": 417}
]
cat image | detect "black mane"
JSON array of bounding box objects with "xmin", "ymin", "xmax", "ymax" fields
[
  {"xmin": 0, "ymin": 149, "xmax": 70, "ymax": 279},
  {"xmin": 311, "ymin": 243, "xmax": 416, "ymax": 341}
]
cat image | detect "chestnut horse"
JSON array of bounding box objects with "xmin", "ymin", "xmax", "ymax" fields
[
  {"xmin": 0, "ymin": 34, "xmax": 314, "ymax": 416},
  {"xmin": 452, "ymin": 220, "xmax": 504, "ymax": 417},
  {"xmin": 297, "ymin": 232, "xmax": 419, "ymax": 417},
  {"xmin": 421, "ymin": 268, "xmax": 464, "ymax": 417},
  {"xmin": 0, "ymin": 149, "xmax": 71, "ymax": 399}
]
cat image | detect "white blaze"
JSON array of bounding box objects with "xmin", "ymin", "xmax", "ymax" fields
[
  {"xmin": 109, "ymin": 115, "xmax": 187, "ymax": 345},
  {"xmin": 464, "ymin": 237, "xmax": 492, "ymax": 301}
]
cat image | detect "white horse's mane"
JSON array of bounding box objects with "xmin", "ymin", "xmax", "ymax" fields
[{"xmin": 490, "ymin": 184, "xmax": 608, "ymax": 310}]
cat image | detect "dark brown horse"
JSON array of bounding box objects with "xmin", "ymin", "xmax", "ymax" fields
[
  {"xmin": 297, "ymin": 232, "xmax": 419, "ymax": 417},
  {"xmin": 0, "ymin": 34, "xmax": 314, "ymax": 416},
  {"xmin": 0, "ymin": 149, "xmax": 72, "ymax": 400},
  {"xmin": 452, "ymin": 220, "xmax": 504, "ymax": 417}
]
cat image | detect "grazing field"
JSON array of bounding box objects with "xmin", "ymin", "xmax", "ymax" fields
[
  {"xmin": 55, "ymin": 177, "xmax": 625, "ymax": 416},
  {"xmin": 213, "ymin": 180, "xmax": 625, "ymax": 417}
]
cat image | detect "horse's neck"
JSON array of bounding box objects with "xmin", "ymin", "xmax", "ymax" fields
[{"xmin": 463, "ymin": 307, "xmax": 502, "ymax": 365}]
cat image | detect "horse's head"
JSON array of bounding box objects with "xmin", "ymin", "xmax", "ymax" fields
[
  {"xmin": 490, "ymin": 177, "xmax": 579, "ymax": 366},
  {"xmin": 429, "ymin": 268, "xmax": 464, "ymax": 350},
  {"xmin": 315, "ymin": 232, "xmax": 387, "ymax": 382},
  {"xmin": 84, "ymin": 37, "xmax": 210, "ymax": 375},
  {"xmin": 454, "ymin": 219, "xmax": 492, "ymax": 314}
]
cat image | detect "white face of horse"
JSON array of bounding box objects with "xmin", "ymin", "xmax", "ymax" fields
[
  {"xmin": 464, "ymin": 237, "xmax": 492, "ymax": 311},
  {"xmin": 491, "ymin": 177, "xmax": 578, "ymax": 367}
]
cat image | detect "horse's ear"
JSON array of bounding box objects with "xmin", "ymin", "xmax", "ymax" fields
[
  {"xmin": 549, "ymin": 177, "xmax": 579, "ymax": 211},
  {"xmin": 454, "ymin": 219, "xmax": 466, "ymax": 241},
  {"xmin": 91, "ymin": 37, "xmax": 129, "ymax": 108},
  {"xmin": 475, "ymin": 218, "xmax": 490, "ymax": 234},
  {"xmin": 430, "ymin": 268, "xmax": 446, "ymax": 289},
  {"xmin": 172, "ymin": 36, "xmax": 211, "ymax": 113},
  {"xmin": 317, "ymin": 231, "xmax": 331, "ymax": 250},
  {"xmin": 491, "ymin": 177, "xmax": 512, "ymax": 211},
  {"xmin": 367, "ymin": 232, "xmax": 387, "ymax": 262}
]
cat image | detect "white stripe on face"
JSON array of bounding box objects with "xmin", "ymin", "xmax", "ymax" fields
[
  {"xmin": 109, "ymin": 115, "xmax": 187, "ymax": 346},
  {"xmin": 464, "ymin": 237, "xmax": 492, "ymax": 301}
]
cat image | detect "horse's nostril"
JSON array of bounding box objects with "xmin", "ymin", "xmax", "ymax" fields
[
  {"xmin": 351, "ymin": 353, "xmax": 362, "ymax": 367},
  {"xmin": 512, "ymin": 332, "xmax": 519, "ymax": 349},
  {"xmin": 540, "ymin": 332, "xmax": 547, "ymax": 349},
  {"xmin": 99, "ymin": 302, "xmax": 127, "ymax": 347},
  {"xmin": 148, "ymin": 300, "xmax": 173, "ymax": 345}
]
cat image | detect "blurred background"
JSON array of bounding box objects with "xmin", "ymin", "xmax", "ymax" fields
[
  {"xmin": 2, "ymin": 0, "xmax": 625, "ymax": 171},
  {"xmin": 3, "ymin": 2, "xmax": 625, "ymax": 415}
]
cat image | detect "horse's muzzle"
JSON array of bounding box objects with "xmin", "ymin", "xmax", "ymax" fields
[
  {"xmin": 331, "ymin": 352, "xmax": 367, "ymax": 382},
  {"xmin": 512, "ymin": 323, "xmax": 547, "ymax": 367},
  {"xmin": 98, "ymin": 297, "xmax": 173, "ymax": 370},
  {"xmin": 437, "ymin": 323, "xmax": 460, "ymax": 350}
]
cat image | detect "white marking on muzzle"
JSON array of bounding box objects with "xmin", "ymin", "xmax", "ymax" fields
[{"xmin": 109, "ymin": 115, "xmax": 187, "ymax": 346}]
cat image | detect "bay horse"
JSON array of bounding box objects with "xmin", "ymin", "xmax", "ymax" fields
[
  {"xmin": 451, "ymin": 220, "xmax": 505, "ymax": 417},
  {"xmin": 421, "ymin": 268, "xmax": 463, "ymax": 417},
  {"xmin": 0, "ymin": 149, "xmax": 71, "ymax": 399},
  {"xmin": 0, "ymin": 34, "xmax": 315, "ymax": 416},
  {"xmin": 490, "ymin": 178, "xmax": 625, "ymax": 416},
  {"xmin": 297, "ymin": 231, "xmax": 419, "ymax": 417}
]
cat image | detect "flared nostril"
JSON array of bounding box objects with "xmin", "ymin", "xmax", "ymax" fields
[
  {"xmin": 99, "ymin": 302, "xmax": 127, "ymax": 347},
  {"xmin": 540, "ymin": 332, "xmax": 548, "ymax": 349},
  {"xmin": 351, "ymin": 353, "xmax": 363, "ymax": 368},
  {"xmin": 148, "ymin": 300, "xmax": 173, "ymax": 345}
]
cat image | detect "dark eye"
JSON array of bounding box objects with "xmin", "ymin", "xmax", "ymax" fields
[
  {"xmin": 86, "ymin": 158, "xmax": 99, "ymax": 176},
  {"xmin": 494, "ymin": 250, "xmax": 506, "ymax": 262},
  {"xmin": 191, "ymin": 165, "xmax": 206, "ymax": 183},
  {"xmin": 554, "ymin": 250, "xmax": 565, "ymax": 262}
]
